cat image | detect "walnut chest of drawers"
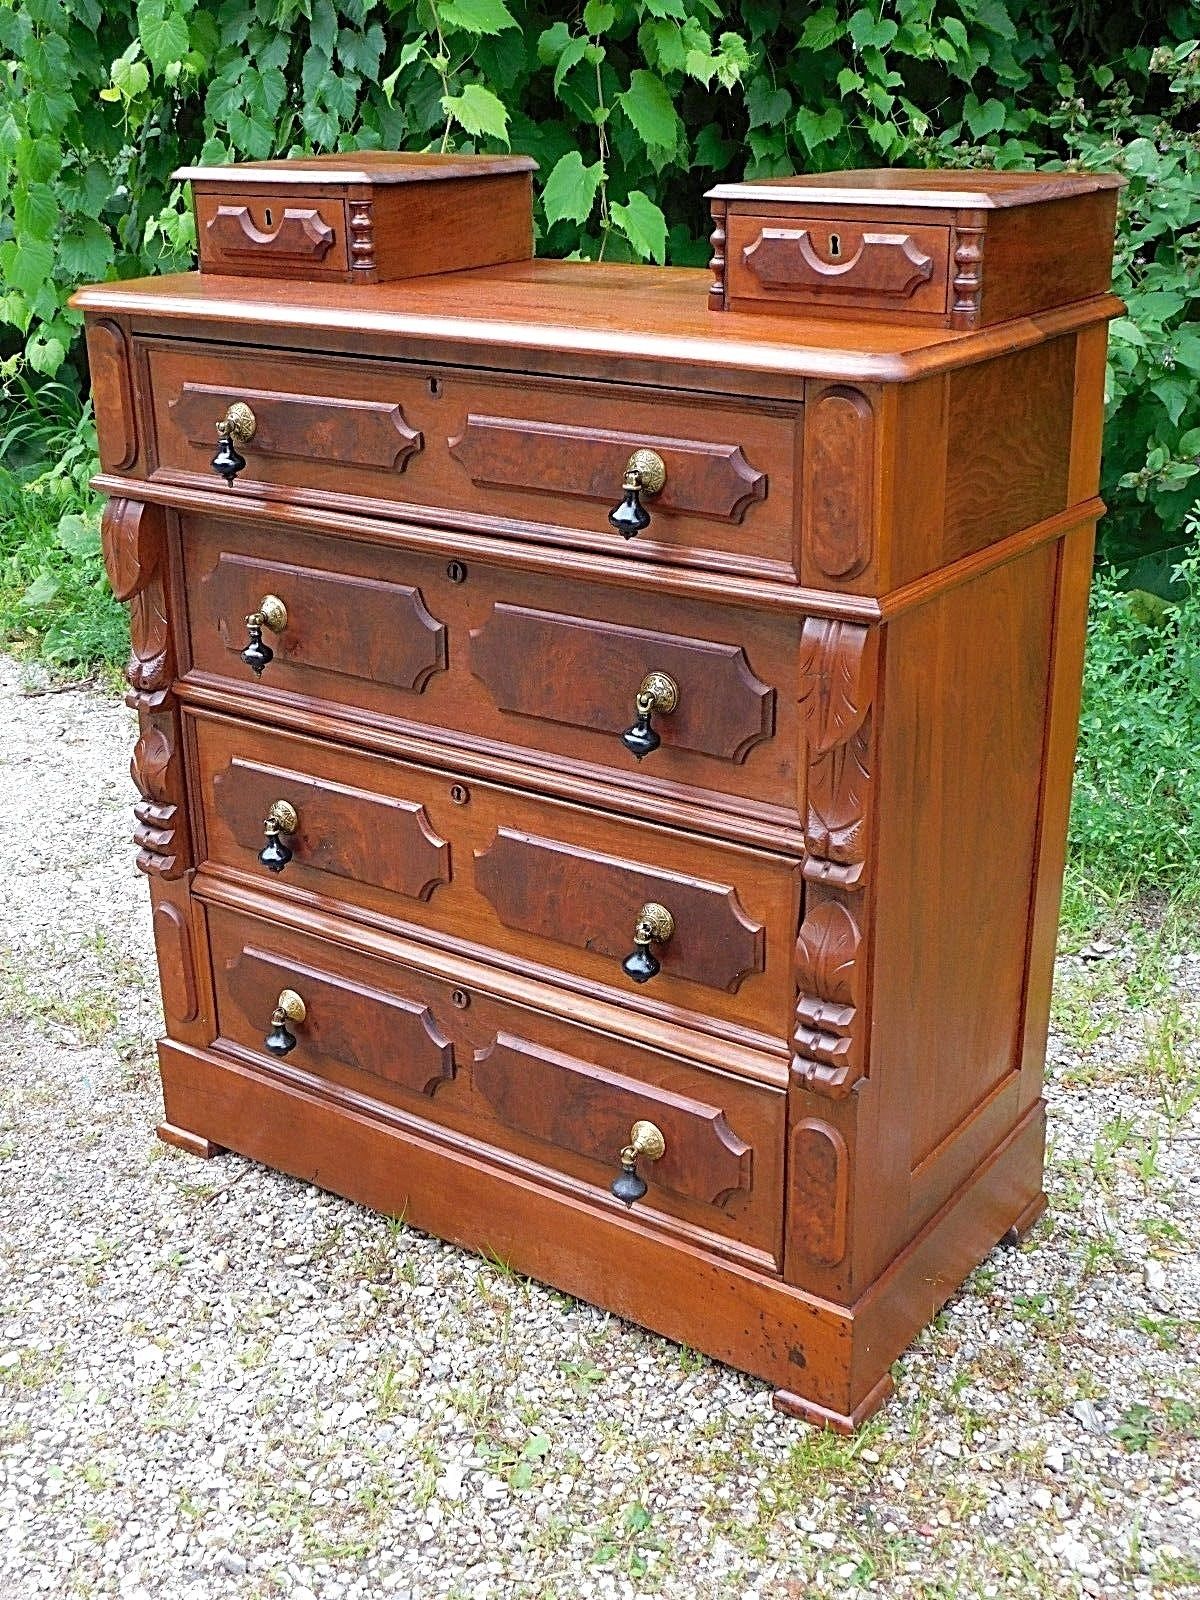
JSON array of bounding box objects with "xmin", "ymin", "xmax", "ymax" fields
[{"xmin": 77, "ymin": 161, "xmax": 1121, "ymax": 1430}]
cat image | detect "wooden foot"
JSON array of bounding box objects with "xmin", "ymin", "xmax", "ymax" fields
[
  {"xmin": 157, "ymin": 1121, "xmax": 224, "ymax": 1159},
  {"xmin": 772, "ymin": 1371, "xmax": 895, "ymax": 1434},
  {"xmin": 999, "ymin": 1190, "xmax": 1047, "ymax": 1249}
]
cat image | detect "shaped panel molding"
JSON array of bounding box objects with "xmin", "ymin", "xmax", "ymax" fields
[
  {"xmin": 470, "ymin": 604, "xmax": 775, "ymax": 764},
  {"xmin": 804, "ymin": 387, "xmax": 875, "ymax": 582},
  {"xmin": 201, "ymin": 553, "xmax": 447, "ymax": 695},
  {"xmin": 473, "ymin": 1031, "xmax": 752, "ymax": 1209},
  {"xmin": 789, "ymin": 1119, "xmax": 849, "ymax": 1265},
  {"xmin": 449, "ymin": 415, "xmax": 767, "ymax": 524},
  {"xmin": 474, "ymin": 829, "xmax": 765, "ymax": 995},
  {"xmin": 212, "ymin": 756, "xmax": 450, "ymax": 902},
  {"xmin": 226, "ymin": 945, "xmax": 455, "ymax": 1098},
  {"xmin": 170, "ymin": 382, "xmax": 422, "ymax": 474}
]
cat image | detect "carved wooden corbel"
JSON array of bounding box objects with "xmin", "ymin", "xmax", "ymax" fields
[{"xmin": 100, "ymin": 497, "xmax": 190, "ymax": 879}]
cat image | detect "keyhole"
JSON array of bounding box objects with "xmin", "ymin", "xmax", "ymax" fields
[
  {"xmin": 428, "ymin": 376, "xmax": 442, "ymax": 398},
  {"xmin": 829, "ymin": 233, "xmax": 841, "ymax": 259},
  {"xmin": 264, "ymin": 206, "xmax": 274, "ymax": 229}
]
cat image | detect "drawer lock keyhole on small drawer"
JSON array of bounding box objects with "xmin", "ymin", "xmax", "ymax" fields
[
  {"xmin": 611, "ymin": 1119, "xmax": 666, "ymax": 1207},
  {"xmin": 241, "ymin": 594, "xmax": 288, "ymax": 676},
  {"xmin": 622, "ymin": 902, "xmax": 675, "ymax": 984},
  {"xmin": 608, "ymin": 448, "xmax": 666, "ymax": 538},
  {"xmin": 211, "ymin": 401, "xmax": 256, "ymax": 485},
  {"xmin": 621, "ymin": 671, "xmax": 678, "ymax": 761},
  {"xmin": 258, "ymin": 799, "xmax": 298, "ymax": 873},
  {"xmin": 829, "ymin": 232, "xmax": 841, "ymax": 259},
  {"xmin": 265, "ymin": 988, "xmax": 306, "ymax": 1056}
]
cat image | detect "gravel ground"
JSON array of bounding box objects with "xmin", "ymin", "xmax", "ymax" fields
[{"xmin": 1, "ymin": 652, "xmax": 1198, "ymax": 1600}]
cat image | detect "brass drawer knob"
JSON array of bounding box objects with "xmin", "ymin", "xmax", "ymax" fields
[
  {"xmin": 258, "ymin": 799, "xmax": 298, "ymax": 873},
  {"xmin": 611, "ymin": 1119, "xmax": 666, "ymax": 1207},
  {"xmin": 265, "ymin": 988, "xmax": 306, "ymax": 1056},
  {"xmin": 608, "ymin": 448, "xmax": 666, "ymax": 539},
  {"xmin": 211, "ymin": 400, "xmax": 257, "ymax": 485},
  {"xmin": 240, "ymin": 593, "xmax": 287, "ymax": 675},
  {"xmin": 621, "ymin": 671, "xmax": 678, "ymax": 761},
  {"xmin": 622, "ymin": 901, "xmax": 674, "ymax": 985}
]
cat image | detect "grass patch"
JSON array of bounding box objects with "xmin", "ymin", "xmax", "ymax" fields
[{"xmin": 1067, "ymin": 556, "xmax": 1200, "ymax": 915}]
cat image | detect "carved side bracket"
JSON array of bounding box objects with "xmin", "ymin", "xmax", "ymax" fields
[
  {"xmin": 793, "ymin": 618, "xmax": 878, "ymax": 1100},
  {"xmin": 101, "ymin": 497, "xmax": 190, "ymax": 879}
]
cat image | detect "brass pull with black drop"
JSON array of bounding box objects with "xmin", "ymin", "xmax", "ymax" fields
[
  {"xmin": 211, "ymin": 401, "xmax": 256, "ymax": 485},
  {"xmin": 264, "ymin": 988, "xmax": 306, "ymax": 1056},
  {"xmin": 611, "ymin": 1119, "xmax": 665, "ymax": 1206},
  {"xmin": 622, "ymin": 902, "xmax": 674, "ymax": 984},
  {"xmin": 258, "ymin": 800, "xmax": 298, "ymax": 873},
  {"xmin": 621, "ymin": 671, "xmax": 678, "ymax": 761},
  {"xmin": 608, "ymin": 448, "xmax": 666, "ymax": 539},
  {"xmin": 240, "ymin": 593, "xmax": 287, "ymax": 675}
]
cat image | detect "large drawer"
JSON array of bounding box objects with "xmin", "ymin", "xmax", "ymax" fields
[
  {"xmin": 192, "ymin": 713, "xmax": 799, "ymax": 1043},
  {"xmin": 205, "ymin": 903, "xmax": 786, "ymax": 1266},
  {"xmin": 145, "ymin": 341, "xmax": 800, "ymax": 579},
  {"xmin": 179, "ymin": 513, "xmax": 803, "ymax": 834}
]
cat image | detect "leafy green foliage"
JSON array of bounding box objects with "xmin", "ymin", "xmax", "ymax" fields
[{"xmin": 1070, "ymin": 547, "xmax": 1200, "ymax": 895}]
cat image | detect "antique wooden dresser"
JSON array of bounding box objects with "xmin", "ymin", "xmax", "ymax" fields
[{"xmin": 76, "ymin": 157, "xmax": 1121, "ymax": 1429}]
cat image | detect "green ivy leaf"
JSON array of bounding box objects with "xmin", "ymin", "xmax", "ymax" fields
[
  {"xmin": 965, "ymin": 95, "xmax": 1006, "ymax": 137},
  {"xmin": 227, "ymin": 106, "xmax": 275, "ymax": 159},
  {"xmin": 137, "ymin": 0, "xmax": 189, "ymax": 73},
  {"xmin": 14, "ymin": 183, "xmax": 59, "ymax": 242},
  {"xmin": 582, "ymin": 0, "xmax": 614, "ymax": 30},
  {"xmin": 442, "ymin": 82, "xmax": 510, "ymax": 144},
  {"xmin": 618, "ymin": 69, "xmax": 680, "ymax": 152},
  {"xmin": 795, "ymin": 104, "xmax": 843, "ymax": 150},
  {"xmin": 541, "ymin": 149, "xmax": 603, "ymax": 227},
  {"xmin": 1, "ymin": 237, "xmax": 54, "ymax": 300},
  {"xmin": 610, "ymin": 189, "xmax": 667, "ymax": 263},
  {"xmin": 310, "ymin": 0, "xmax": 337, "ymax": 58},
  {"xmin": 848, "ymin": 10, "xmax": 897, "ymax": 50},
  {"xmin": 112, "ymin": 50, "xmax": 150, "ymax": 100},
  {"xmin": 25, "ymin": 333, "xmax": 66, "ymax": 375},
  {"xmin": 438, "ymin": 0, "xmax": 518, "ymax": 36},
  {"xmin": 552, "ymin": 34, "xmax": 589, "ymax": 95},
  {"xmin": 59, "ymin": 219, "xmax": 114, "ymax": 280},
  {"xmin": 301, "ymin": 104, "xmax": 339, "ymax": 148},
  {"xmin": 745, "ymin": 77, "xmax": 790, "ymax": 129}
]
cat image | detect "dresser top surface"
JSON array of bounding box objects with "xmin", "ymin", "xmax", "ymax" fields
[
  {"xmin": 74, "ymin": 258, "xmax": 1120, "ymax": 385},
  {"xmin": 174, "ymin": 150, "xmax": 537, "ymax": 186},
  {"xmin": 707, "ymin": 167, "xmax": 1123, "ymax": 209}
]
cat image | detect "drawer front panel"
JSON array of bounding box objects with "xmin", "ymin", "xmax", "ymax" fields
[
  {"xmin": 206, "ymin": 904, "xmax": 785, "ymax": 1262},
  {"xmin": 727, "ymin": 214, "xmax": 950, "ymax": 316},
  {"xmin": 193, "ymin": 714, "xmax": 799, "ymax": 1038},
  {"xmin": 182, "ymin": 515, "xmax": 801, "ymax": 824},
  {"xmin": 148, "ymin": 343, "xmax": 799, "ymax": 577},
  {"xmin": 195, "ymin": 193, "xmax": 351, "ymax": 278}
]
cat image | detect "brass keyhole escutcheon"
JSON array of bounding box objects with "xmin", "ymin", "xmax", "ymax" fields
[{"xmin": 829, "ymin": 232, "xmax": 841, "ymax": 259}]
